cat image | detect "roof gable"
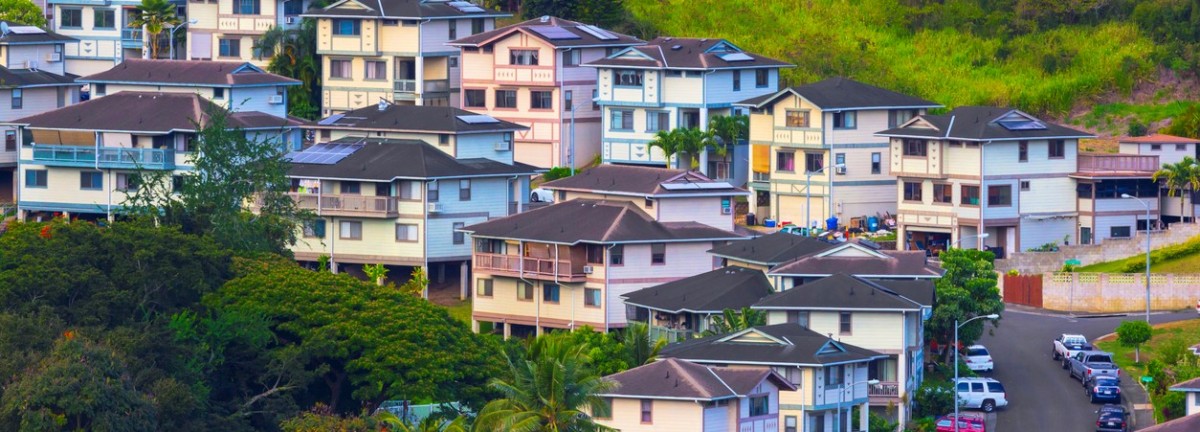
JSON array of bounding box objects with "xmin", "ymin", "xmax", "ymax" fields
[
  {"xmin": 717, "ymin": 328, "xmax": 790, "ymax": 345},
  {"xmin": 815, "ymin": 242, "xmax": 888, "ymax": 258},
  {"xmin": 817, "ymin": 340, "xmax": 848, "ymax": 355}
]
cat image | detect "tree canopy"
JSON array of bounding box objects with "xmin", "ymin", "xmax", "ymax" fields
[
  {"xmin": 0, "ymin": 0, "xmax": 47, "ymax": 27},
  {"xmin": 1117, "ymin": 320, "xmax": 1153, "ymax": 362},
  {"xmin": 926, "ymin": 248, "xmax": 1004, "ymax": 362}
]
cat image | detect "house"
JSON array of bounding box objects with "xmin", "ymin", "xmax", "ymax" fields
[
  {"xmin": 752, "ymin": 273, "xmax": 934, "ymax": 428},
  {"xmin": 594, "ymin": 358, "xmax": 796, "ymax": 432},
  {"xmin": 1, "ymin": 21, "xmax": 80, "ymax": 204},
  {"xmin": 447, "ymin": 16, "xmax": 641, "ymax": 169},
  {"xmin": 461, "ymin": 198, "xmax": 744, "ymax": 338},
  {"xmin": 1072, "ymin": 152, "xmax": 1161, "ymax": 244},
  {"xmin": 622, "ymin": 266, "xmax": 775, "ymax": 341},
  {"xmin": 302, "ymin": 102, "xmax": 526, "ymax": 159},
  {"xmin": 1136, "ymin": 412, "xmax": 1200, "ymax": 432},
  {"xmin": 767, "ymin": 241, "xmax": 942, "ymax": 289},
  {"xmin": 1118, "ymin": 134, "xmax": 1200, "ymax": 225},
  {"xmin": 584, "ymin": 37, "xmax": 793, "ymax": 183},
  {"xmin": 1170, "ymin": 377, "xmax": 1200, "ymax": 417},
  {"xmin": 708, "ymin": 231, "xmax": 837, "ymax": 272},
  {"xmin": 301, "ymin": 0, "xmax": 509, "ymax": 115},
  {"xmin": 659, "ymin": 323, "xmax": 886, "ymax": 432},
  {"xmin": 7, "ymin": 91, "xmax": 303, "ymax": 221},
  {"xmin": 186, "ymin": 0, "xmax": 315, "ymax": 65},
  {"xmin": 875, "ymin": 107, "xmax": 1095, "ymax": 257},
  {"xmin": 47, "ymin": 0, "xmax": 147, "ymax": 76},
  {"xmin": 734, "ymin": 77, "xmax": 941, "ymax": 226}
]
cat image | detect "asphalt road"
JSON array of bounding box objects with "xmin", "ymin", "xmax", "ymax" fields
[{"xmin": 976, "ymin": 308, "xmax": 1198, "ymax": 432}]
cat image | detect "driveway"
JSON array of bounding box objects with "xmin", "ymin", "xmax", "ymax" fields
[{"xmin": 976, "ymin": 307, "xmax": 1197, "ymax": 432}]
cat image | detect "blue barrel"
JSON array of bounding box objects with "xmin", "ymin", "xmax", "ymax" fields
[
  {"xmin": 867, "ymin": 216, "xmax": 879, "ymax": 232},
  {"xmin": 826, "ymin": 217, "xmax": 839, "ymax": 231}
]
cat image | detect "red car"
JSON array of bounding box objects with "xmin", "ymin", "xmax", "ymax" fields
[{"xmin": 935, "ymin": 413, "xmax": 987, "ymax": 432}]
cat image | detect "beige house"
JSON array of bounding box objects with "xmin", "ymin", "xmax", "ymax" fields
[
  {"xmin": 1170, "ymin": 377, "xmax": 1200, "ymax": 417},
  {"xmin": 1118, "ymin": 134, "xmax": 1200, "ymax": 225},
  {"xmin": 187, "ymin": 0, "xmax": 314, "ymax": 65}
]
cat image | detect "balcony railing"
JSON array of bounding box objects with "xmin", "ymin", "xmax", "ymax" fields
[
  {"xmin": 121, "ymin": 28, "xmax": 143, "ymax": 42},
  {"xmin": 288, "ymin": 192, "xmax": 399, "ymax": 218},
  {"xmin": 1077, "ymin": 153, "xmax": 1159, "ymax": 174},
  {"xmin": 868, "ymin": 381, "xmax": 900, "ymax": 401},
  {"xmin": 394, "ymin": 79, "xmax": 416, "ymax": 93},
  {"xmin": 423, "ymin": 79, "xmax": 450, "ymax": 93},
  {"xmin": 649, "ymin": 325, "xmax": 695, "ymax": 343},
  {"xmin": 31, "ymin": 144, "xmax": 175, "ymax": 170},
  {"xmin": 752, "ymin": 172, "xmax": 771, "ymax": 182},
  {"xmin": 473, "ymin": 252, "xmax": 586, "ymax": 282}
]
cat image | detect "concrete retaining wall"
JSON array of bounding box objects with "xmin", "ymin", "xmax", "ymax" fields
[
  {"xmin": 1039, "ymin": 272, "xmax": 1200, "ymax": 313},
  {"xmin": 995, "ymin": 224, "xmax": 1200, "ymax": 274}
]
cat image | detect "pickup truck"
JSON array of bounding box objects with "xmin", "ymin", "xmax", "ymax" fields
[
  {"xmin": 1053, "ymin": 333, "xmax": 1092, "ymax": 366},
  {"xmin": 1068, "ymin": 351, "xmax": 1120, "ymax": 384}
]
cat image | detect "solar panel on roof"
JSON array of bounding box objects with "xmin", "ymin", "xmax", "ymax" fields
[
  {"xmin": 660, "ymin": 182, "xmax": 734, "ymax": 190},
  {"xmin": 577, "ymin": 24, "xmax": 618, "ymax": 41},
  {"xmin": 8, "ymin": 26, "xmax": 46, "ymax": 34},
  {"xmin": 720, "ymin": 52, "xmax": 754, "ymax": 62},
  {"xmin": 997, "ymin": 120, "xmax": 1047, "ymax": 131},
  {"xmin": 288, "ymin": 142, "xmax": 364, "ymax": 165},
  {"xmin": 448, "ymin": 1, "xmax": 486, "ymax": 13},
  {"xmin": 527, "ymin": 26, "xmax": 582, "ymax": 40},
  {"xmin": 316, "ymin": 113, "xmax": 345, "ymax": 126},
  {"xmin": 457, "ymin": 114, "xmax": 500, "ymax": 124}
]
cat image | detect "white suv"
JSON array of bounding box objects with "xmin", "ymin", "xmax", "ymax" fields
[
  {"xmin": 954, "ymin": 377, "xmax": 1008, "ymax": 412},
  {"xmin": 965, "ymin": 344, "xmax": 994, "ymax": 372}
]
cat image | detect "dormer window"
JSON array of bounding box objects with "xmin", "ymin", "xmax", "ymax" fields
[
  {"xmin": 614, "ymin": 69, "xmax": 643, "ymax": 87},
  {"xmin": 509, "ymin": 49, "xmax": 538, "ymax": 65},
  {"xmin": 333, "ymin": 19, "xmax": 360, "ymax": 36}
]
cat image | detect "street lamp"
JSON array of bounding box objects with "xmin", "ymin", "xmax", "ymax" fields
[
  {"xmin": 953, "ymin": 314, "xmax": 1000, "ymax": 432},
  {"xmin": 836, "ymin": 378, "xmax": 880, "ymax": 432},
  {"xmin": 168, "ymin": 19, "xmax": 199, "ymax": 60},
  {"xmin": 952, "ymin": 232, "xmax": 990, "ymax": 249},
  {"xmin": 806, "ymin": 163, "xmax": 846, "ymax": 234},
  {"xmin": 1122, "ymin": 193, "xmax": 1152, "ymax": 323}
]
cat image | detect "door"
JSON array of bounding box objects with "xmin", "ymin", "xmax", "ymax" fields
[{"xmin": 1080, "ymin": 227, "xmax": 1092, "ymax": 245}]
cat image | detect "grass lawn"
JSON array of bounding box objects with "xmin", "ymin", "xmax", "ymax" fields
[
  {"xmin": 1096, "ymin": 319, "xmax": 1200, "ymax": 421},
  {"xmin": 1075, "ymin": 235, "xmax": 1200, "ymax": 273},
  {"xmin": 441, "ymin": 299, "xmax": 472, "ymax": 325}
]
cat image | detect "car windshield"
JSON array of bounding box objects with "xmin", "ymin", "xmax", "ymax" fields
[
  {"xmin": 936, "ymin": 419, "xmax": 952, "ymax": 427},
  {"xmin": 967, "ymin": 348, "xmax": 989, "ymax": 356},
  {"xmin": 1089, "ymin": 354, "xmax": 1114, "ymax": 363}
]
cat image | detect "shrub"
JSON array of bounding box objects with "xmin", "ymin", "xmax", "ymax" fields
[
  {"xmin": 913, "ymin": 380, "xmax": 955, "ymax": 418},
  {"xmin": 1127, "ymin": 120, "xmax": 1148, "ymax": 137},
  {"xmin": 542, "ymin": 167, "xmax": 574, "ymax": 182},
  {"xmin": 1158, "ymin": 390, "xmax": 1186, "ymax": 421}
]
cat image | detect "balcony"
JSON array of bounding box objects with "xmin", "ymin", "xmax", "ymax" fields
[
  {"xmin": 1076, "ymin": 153, "xmax": 1159, "ymax": 177},
  {"xmin": 649, "ymin": 325, "xmax": 695, "ymax": 343},
  {"xmin": 394, "ymin": 79, "xmax": 417, "ymax": 93},
  {"xmin": 868, "ymin": 381, "xmax": 901, "ymax": 403},
  {"xmin": 473, "ymin": 252, "xmax": 587, "ymax": 283},
  {"xmin": 288, "ymin": 192, "xmax": 399, "ymax": 218},
  {"xmin": 423, "ymin": 79, "xmax": 450, "ymax": 93},
  {"xmin": 121, "ymin": 28, "xmax": 142, "ymax": 48},
  {"xmin": 31, "ymin": 144, "xmax": 174, "ymax": 170}
]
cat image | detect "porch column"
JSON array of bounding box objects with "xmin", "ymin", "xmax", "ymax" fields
[
  {"xmin": 437, "ymin": 262, "xmax": 446, "ymax": 284},
  {"xmin": 459, "ymin": 261, "xmax": 469, "ymax": 300},
  {"xmin": 502, "ymin": 322, "xmax": 511, "ymax": 340},
  {"xmin": 471, "ymin": 319, "xmax": 479, "ymax": 333},
  {"xmin": 414, "ymin": 56, "xmax": 425, "ymax": 105},
  {"xmin": 859, "ymin": 402, "xmax": 868, "ymax": 431},
  {"xmin": 698, "ymin": 107, "xmax": 709, "ymax": 176}
]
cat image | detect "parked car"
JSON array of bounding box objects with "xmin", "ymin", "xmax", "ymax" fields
[
  {"xmin": 953, "ymin": 377, "xmax": 1009, "ymax": 412},
  {"xmin": 1085, "ymin": 375, "xmax": 1121, "ymax": 403},
  {"xmin": 1095, "ymin": 404, "xmax": 1129, "ymax": 432},
  {"xmin": 529, "ymin": 188, "xmax": 554, "ymax": 203},
  {"xmin": 1068, "ymin": 351, "xmax": 1120, "ymax": 384},
  {"xmin": 964, "ymin": 345, "xmax": 994, "ymax": 372},
  {"xmin": 935, "ymin": 413, "xmax": 986, "ymax": 432},
  {"xmin": 1053, "ymin": 333, "xmax": 1093, "ymax": 363}
]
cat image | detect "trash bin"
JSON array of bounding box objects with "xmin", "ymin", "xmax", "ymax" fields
[
  {"xmin": 826, "ymin": 217, "xmax": 839, "ymax": 231},
  {"xmin": 867, "ymin": 216, "xmax": 879, "ymax": 232},
  {"xmin": 746, "ymin": 213, "xmax": 757, "ymax": 226}
]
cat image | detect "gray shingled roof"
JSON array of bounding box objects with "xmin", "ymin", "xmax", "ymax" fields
[
  {"xmin": 1136, "ymin": 412, "xmax": 1200, "ymax": 432},
  {"xmin": 288, "ymin": 137, "xmax": 540, "ymax": 181},
  {"xmin": 768, "ymin": 249, "xmax": 942, "ymax": 278},
  {"xmin": 12, "ymin": 92, "xmax": 301, "ymax": 133},
  {"xmin": 707, "ymin": 232, "xmax": 836, "ymax": 265},
  {"xmin": 660, "ymin": 323, "xmax": 884, "ymax": 366},
  {"xmin": 303, "ymin": 0, "xmax": 509, "ymax": 19},
  {"xmin": 1171, "ymin": 376, "xmax": 1200, "ymax": 392},
  {"xmin": 752, "ymin": 274, "xmax": 927, "ymax": 311},
  {"xmin": 307, "ymin": 104, "xmax": 527, "ymax": 134},
  {"xmin": 0, "ymin": 67, "xmax": 76, "ymax": 88},
  {"xmin": 0, "ymin": 21, "xmax": 74, "ymax": 45},
  {"xmin": 448, "ymin": 16, "xmax": 641, "ymax": 48},
  {"xmin": 599, "ymin": 358, "xmax": 793, "ymax": 400},
  {"xmin": 622, "ymin": 266, "xmax": 774, "ymax": 314},
  {"xmin": 462, "ymin": 199, "xmax": 744, "ymax": 244},
  {"xmin": 79, "ymin": 59, "xmax": 299, "ymax": 87},
  {"xmin": 585, "ymin": 37, "xmax": 792, "ymax": 70},
  {"xmin": 736, "ymin": 77, "xmax": 940, "ymax": 110},
  {"xmin": 541, "ymin": 164, "xmax": 745, "ymax": 197},
  {"xmin": 875, "ymin": 106, "xmax": 1094, "ymax": 141}
]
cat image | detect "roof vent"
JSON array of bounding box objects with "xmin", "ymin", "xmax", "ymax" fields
[
  {"xmin": 539, "ymin": 15, "xmax": 550, "ymax": 23},
  {"xmin": 672, "ymin": 45, "xmax": 682, "ymax": 50},
  {"xmin": 663, "ymin": 37, "xmax": 672, "ymax": 41}
]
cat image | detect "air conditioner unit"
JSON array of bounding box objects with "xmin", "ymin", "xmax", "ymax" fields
[
  {"xmin": 45, "ymin": 52, "xmax": 62, "ymax": 62},
  {"xmin": 285, "ymin": 17, "xmax": 298, "ymax": 25},
  {"xmin": 582, "ymin": 265, "xmax": 594, "ymax": 274},
  {"xmin": 268, "ymin": 95, "xmax": 284, "ymax": 104},
  {"xmin": 494, "ymin": 141, "xmax": 511, "ymax": 151},
  {"xmin": 721, "ymin": 207, "xmax": 732, "ymax": 215},
  {"xmin": 835, "ymin": 166, "xmax": 847, "ymax": 175},
  {"xmin": 427, "ymin": 202, "xmax": 443, "ymax": 212}
]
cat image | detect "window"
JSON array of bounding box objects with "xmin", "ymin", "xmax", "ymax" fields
[
  {"xmin": 448, "ymin": 19, "xmax": 456, "ymax": 39},
  {"xmin": 449, "ymin": 56, "xmax": 458, "ymax": 68},
  {"xmin": 464, "ymin": 89, "xmax": 486, "ymax": 107},
  {"xmin": 832, "ymin": 111, "xmax": 857, "ymax": 129},
  {"xmin": 339, "ymin": 221, "xmax": 362, "ymax": 240},
  {"xmin": 596, "ymin": 398, "xmax": 613, "ymax": 420},
  {"xmin": 903, "ymin": 181, "xmax": 922, "ymax": 202},
  {"xmin": 650, "ymin": 243, "xmax": 665, "ymax": 264},
  {"xmin": 563, "ymin": 50, "xmax": 581, "ymax": 66},
  {"xmin": 4, "ymin": 130, "xmax": 15, "ymax": 151},
  {"xmin": 218, "ymin": 38, "xmax": 241, "ymax": 57},
  {"xmin": 584, "ymin": 288, "xmax": 600, "ymax": 307},
  {"xmin": 988, "ymin": 185, "xmax": 1012, "ymax": 206},
  {"xmin": 362, "ymin": 61, "xmax": 386, "ymax": 80},
  {"xmin": 1150, "ymin": 144, "xmax": 1161, "ymax": 151},
  {"xmin": 531, "ymin": 90, "xmax": 553, "ymax": 109},
  {"xmin": 834, "ymin": 153, "xmax": 845, "ymax": 175},
  {"xmin": 11, "ymin": 89, "xmax": 21, "ymax": 109},
  {"xmin": 1178, "ymin": 144, "xmax": 1188, "ymax": 151},
  {"xmin": 333, "ymin": 19, "xmax": 360, "ymax": 35},
  {"xmin": 95, "ymin": 84, "xmax": 107, "ymax": 96},
  {"xmin": 825, "ymin": 365, "xmax": 844, "ymax": 387},
  {"xmin": 786, "ymin": 311, "xmax": 809, "ymax": 327},
  {"xmin": 253, "ymin": 42, "xmax": 275, "ymax": 60},
  {"xmin": 756, "ymin": 69, "xmax": 769, "ymax": 88},
  {"xmin": 93, "ymin": 9, "xmax": 115, "ymax": 28},
  {"xmin": 614, "ymin": 69, "xmax": 644, "ymax": 86},
  {"xmin": 871, "ymin": 152, "xmax": 881, "ymax": 174},
  {"xmin": 235, "ymin": 0, "xmax": 259, "ymax": 14},
  {"xmin": 1018, "ymin": 140, "xmax": 1028, "ymax": 162},
  {"xmin": 749, "ymin": 395, "xmax": 769, "ymax": 417},
  {"xmin": 1020, "ymin": 180, "xmax": 1031, "ymax": 191},
  {"xmin": 933, "ymin": 183, "xmax": 952, "ymax": 203},
  {"xmin": 438, "ymin": 134, "xmax": 449, "ymax": 146},
  {"xmin": 586, "ymin": 245, "xmax": 604, "ymax": 264},
  {"xmin": 961, "ymin": 185, "xmax": 980, "ymax": 206},
  {"xmin": 428, "ymin": 181, "xmax": 439, "ymax": 202},
  {"xmin": 563, "ymin": 90, "xmax": 572, "ymax": 111},
  {"xmin": 341, "ymin": 181, "xmax": 360, "ymax": 194},
  {"xmin": 115, "ymin": 173, "xmax": 139, "ymax": 192},
  {"xmin": 1049, "ymin": 139, "xmax": 1065, "ymax": 158},
  {"xmin": 640, "ymin": 399, "xmax": 653, "ymax": 424},
  {"xmin": 903, "ymin": 139, "xmax": 927, "ymax": 156},
  {"xmin": 395, "ymin": 223, "xmax": 417, "ymax": 242},
  {"xmin": 839, "ymin": 312, "xmax": 852, "ymax": 335},
  {"xmin": 459, "ymin": 179, "xmax": 471, "ymax": 201},
  {"xmin": 776, "ymin": 151, "xmax": 795, "ymax": 172},
  {"xmin": 79, "ymin": 171, "xmax": 103, "ymax": 190},
  {"xmin": 785, "ymin": 110, "xmax": 809, "ymax": 128},
  {"xmin": 476, "ymin": 279, "xmax": 492, "ymax": 297},
  {"xmin": 890, "ymin": 109, "xmax": 919, "ymax": 127},
  {"xmin": 785, "ymin": 416, "xmax": 798, "ymax": 432},
  {"xmin": 610, "ymin": 245, "xmax": 624, "ymax": 265},
  {"xmin": 284, "ymin": 0, "xmax": 302, "ymax": 15},
  {"xmin": 592, "ymin": 89, "xmax": 599, "ymax": 110},
  {"xmin": 517, "ymin": 282, "xmax": 533, "ymax": 300},
  {"xmin": 213, "ymin": 88, "xmax": 226, "ymax": 99},
  {"xmin": 805, "ymin": 153, "xmax": 823, "ymax": 173},
  {"xmin": 610, "ymin": 109, "xmax": 633, "ymax": 131},
  {"xmin": 471, "ymin": 18, "xmax": 484, "ymax": 34},
  {"xmin": 24, "ymin": 169, "xmax": 46, "ymax": 188},
  {"xmin": 326, "ymin": 58, "xmax": 351, "ymax": 78},
  {"xmin": 60, "ymin": 8, "xmax": 82, "ymax": 27},
  {"xmin": 452, "ymin": 222, "xmax": 465, "ymax": 244},
  {"xmin": 732, "ymin": 70, "xmax": 741, "ymax": 91},
  {"xmin": 495, "ymin": 89, "xmax": 516, "ymax": 108},
  {"xmin": 1111, "ymin": 226, "xmax": 1131, "ymax": 238},
  {"xmin": 381, "ymin": 19, "xmax": 399, "ymax": 26},
  {"xmin": 1077, "ymin": 183, "xmax": 1093, "ymax": 199},
  {"xmin": 543, "ymin": 284, "xmax": 560, "ymax": 303},
  {"xmin": 302, "ymin": 220, "xmax": 325, "ymax": 238},
  {"xmin": 646, "ymin": 111, "xmax": 670, "ymax": 132},
  {"xmin": 509, "ymin": 49, "xmax": 538, "ymax": 65},
  {"xmin": 644, "ymin": 198, "xmax": 654, "ymax": 209}
]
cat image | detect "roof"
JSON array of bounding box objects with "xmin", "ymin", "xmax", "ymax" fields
[
  {"xmin": 707, "ymin": 232, "xmax": 836, "ymax": 265},
  {"xmin": 584, "ymin": 37, "xmax": 793, "ymax": 70},
  {"xmin": 768, "ymin": 247, "xmax": 943, "ymax": 278},
  {"xmin": 0, "ymin": 67, "xmax": 76, "ymax": 88},
  {"xmin": 1136, "ymin": 412, "xmax": 1200, "ymax": 432},
  {"xmin": 752, "ymin": 274, "xmax": 930, "ymax": 311},
  {"xmin": 303, "ymin": 0, "xmax": 509, "ymax": 19},
  {"xmin": 540, "ymin": 164, "xmax": 746, "ymax": 197},
  {"xmin": 288, "ymin": 137, "xmax": 539, "ymax": 180},
  {"xmin": 448, "ymin": 16, "xmax": 641, "ymax": 48},
  {"xmin": 660, "ymin": 323, "xmax": 884, "ymax": 366},
  {"xmin": 0, "ymin": 21, "xmax": 74, "ymax": 45},
  {"xmin": 1119, "ymin": 133, "xmax": 1200, "ymax": 145},
  {"xmin": 461, "ymin": 199, "xmax": 744, "ymax": 244},
  {"xmin": 875, "ymin": 106, "xmax": 1094, "ymax": 142},
  {"xmin": 79, "ymin": 59, "xmax": 299, "ymax": 87},
  {"xmin": 599, "ymin": 358, "xmax": 794, "ymax": 401},
  {"xmin": 1170, "ymin": 376, "xmax": 1200, "ymax": 392},
  {"xmin": 10, "ymin": 92, "xmax": 300, "ymax": 133},
  {"xmin": 622, "ymin": 267, "xmax": 775, "ymax": 314},
  {"xmin": 736, "ymin": 77, "xmax": 940, "ymax": 110},
  {"xmin": 307, "ymin": 103, "xmax": 527, "ymax": 134}
]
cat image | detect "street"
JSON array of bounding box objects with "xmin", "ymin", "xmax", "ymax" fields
[{"xmin": 976, "ymin": 307, "xmax": 1197, "ymax": 432}]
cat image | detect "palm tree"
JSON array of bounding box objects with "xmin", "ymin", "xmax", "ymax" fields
[
  {"xmin": 1152, "ymin": 156, "xmax": 1200, "ymax": 223},
  {"xmin": 476, "ymin": 336, "xmax": 616, "ymax": 432},
  {"xmin": 709, "ymin": 114, "xmax": 749, "ymax": 177},
  {"xmin": 258, "ymin": 19, "xmax": 321, "ymax": 119},
  {"xmin": 376, "ymin": 412, "xmax": 471, "ymax": 432},
  {"xmin": 621, "ymin": 322, "xmax": 667, "ymax": 365},
  {"xmin": 675, "ymin": 127, "xmax": 717, "ymax": 172},
  {"xmin": 648, "ymin": 129, "xmax": 684, "ymax": 169},
  {"xmin": 130, "ymin": 0, "xmax": 179, "ymax": 59},
  {"xmin": 703, "ymin": 307, "xmax": 766, "ymax": 336}
]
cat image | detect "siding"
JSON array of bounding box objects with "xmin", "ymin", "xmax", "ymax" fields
[
  {"xmin": 427, "ymin": 177, "xmax": 509, "ymax": 259},
  {"xmin": 596, "ymin": 398, "xmax": 702, "ymax": 432},
  {"xmin": 656, "ymin": 196, "xmax": 735, "ymax": 231},
  {"xmin": 6, "ymin": 44, "xmax": 66, "ymax": 75},
  {"xmin": 1020, "ymin": 217, "xmax": 1077, "ymax": 251},
  {"xmin": 981, "ymin": 139, "xmax": 1077, "ymax": 177},
  {"xmin": 808, "ymin": 311, "xmax": 905, "ymax": 352},
  {"xmin": 1018, "ymin": 177, "xmax": 1075, "ymax": 214},
  {"xmin": 826, "ymin": 109, "xmax": 889, "ymax": 145},
  {"xmin": 703, "ymin": 405, "xmax": 728, "ymax": 432},
  {"xmin": 0, "ymin": 87, "xmax": 63, "ymax": 122},
  {"xmin": 1137, "ymin": 142, "xmax": 1193, "ymax": 166},
  {"xmin": 454, "ymin": 132, "xmax": 513, "ymax": 163},
  {"xmin": 301, "ymin": 216, "xmax": 425, "ymax": 263},
  {"xmin": 606, "ymin": 242, "xmax": 716, "ymax": 325},
  {"xmin": 229, "ymin": 86, "xmax": 288, "ymax": 117}
]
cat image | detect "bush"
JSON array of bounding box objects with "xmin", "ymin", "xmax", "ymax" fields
[
  {"xmin": 1127, "ymin": 120, "xmax": 1148, "ymax": 137},
  {"xmin": 1158, "ymin": 390, "xmax": 1186, "ymax": 421},
  {"xmin": 542, "ymin": 167, "xmax": 574, "ymax": 182},
  {"xmin": 1027, "ymin": 242, "xmax": 1059, "ymax": 252},
  {"xmin": 913, "ymin": 380, "xmax": 955, "ymax": 418},
  {"xmin": 1120, "ymin": 235, "xmax": 1200, "ymax": 272}
]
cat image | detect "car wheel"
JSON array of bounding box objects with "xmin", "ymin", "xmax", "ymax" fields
[
  {"xmin": 1062, "ymin": 360, "xmax": 1069, "ymax": 370},
  {"xmin": 1053, "ymin": 350, "xmax": 1060, "ymax": 360},
  {"xmin": 981, "ymin": 400, "xmax": 995, "ymax": 412}
]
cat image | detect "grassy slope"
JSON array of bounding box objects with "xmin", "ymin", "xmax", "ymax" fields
[
  {"xmin": 1096, "ymin": 319, "xmax": 1200, "ymax": 421},
  {"xmin": 1075, "ymin": 235, "xmax": 1200, "ymax": 273},
  {"xmin": 626, "ymin": 0, "xmax": 1157, "ymax": 116}
]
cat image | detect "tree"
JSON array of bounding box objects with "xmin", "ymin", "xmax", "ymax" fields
[
  {"xmin": 130, "ymin": 0, "xmax": 180, "ymax": 59},
  {"xmin": 648, "ymin": 128, "xmax": 685, "ymax": 169},
  {"xmin": 925, "ymin": 248, "xmax": 1005, "ymax": 364},
  {"xmin": 621, "ymin": 322, "xmax": 666, "ymax": 368},
  {"xmin": 708, "ymin": 114, "xmax": 749, "ymax": 175},
  {"xmin": 475, "ymin": 336, "xmax": 615, "ymax": 432},
  {"xmin": 703, "ymin": 307, "xmax": 766, "ymax": 336},
  {"xmin": 1117, "ymin": 320, "xmax": 1153, "ymax": 363},
  {"xmin": 675, "ymin": 127, "xmax": 717, "ymax": 172},
  {"xmin": 1166, "ymin": 105, "xmax": 1200, "ymax": 139},
  {"xmin": 257, "ymin": 19, "xmax": 321, "ymax": 119},
  {"xmin": 0, "ymin": 0, "xmax": 47, "ymax": 27},
  {"xmin": 1153, "ymin": 156, "xmax": 1200, "ymax": 223}
]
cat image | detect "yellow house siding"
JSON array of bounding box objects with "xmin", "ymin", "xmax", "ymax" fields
[
  {"xmin": 809, "ymin": 311, "xmax": 904, "ymax": 352},
  {"xmin": 472, "ymin": 275, "xmax": 606, "ymax": 329},
  {"xmin": 377, "ymin": 21, "xmax": 419, "ymax": 53},
  {"xmin": 595, "ymin": 398, "xmax": 703, "ymax": 432}
]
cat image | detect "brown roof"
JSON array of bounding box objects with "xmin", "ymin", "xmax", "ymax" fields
[
  {"xmin": 0, "ymin": 21, "xmax": 74, "ymax": 45},
  {"xmin": 1170, "ymin": 376, "xmax": 1200, "ymax": 392},
  {"xmin": 1119, "ymin": 133, "xmax": 1200, "ymax": 145},
  {"xmin": 708, "ymin": 232, "xmax": 837, "ymax": 265},
  {"xmin": 79, "ymin": 59, "xmax": 299, "ymax": 87},
  {"xmin": 303, "ymin": 0, "xmax": 509, "ymax": 19},
  {"xmin": 1137, "ymin": 413, "xmax": 1200, "ymax": 432},
  {"xmin": 0, "ymin": 67, "xmax": 76, "ymax": 88},
  {"xmin": 600, "ymin": 358, "xmax": 794, "ymax": 400},
  {"xmin": 461, "ymin": 199, "xmax": 743, "ymax": 244},
  {"xmin": 12, "ymin": 92, "xmax": 298, "ymax": 133},
  {"xmin": 768, "ymin": 248, "xmax": 942, "ymax": 278},
  {"xmin": 540, "ymin": 164, "xmax": 746, "ymax": 197},
  {"xmin": 585, "ymin": 37, "xmax": 792, "ymax": 70},
  {"xmin": 448, "ymin": 16, "xmax": 642, "ymax": 48},
  {"xmin": 307, "ymin": 103, "xmax": 526, "ymax": 134}
]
